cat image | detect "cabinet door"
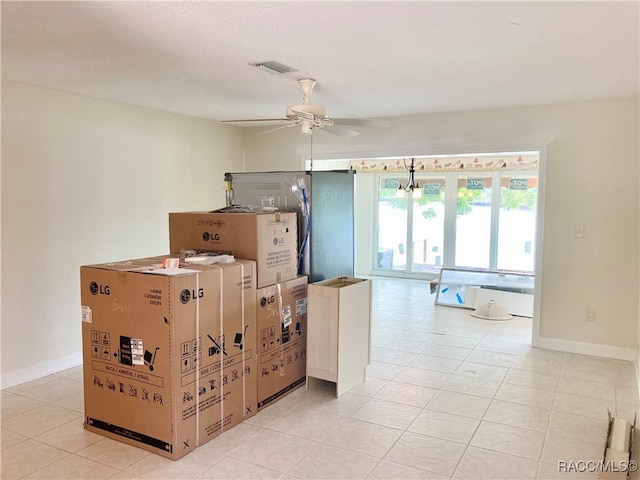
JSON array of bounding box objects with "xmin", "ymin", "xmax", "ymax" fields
[
  {"xmin": 336, "ymin": 282, "xmax": 371, "ymax": 396},
  {"xmin": 306, "ymin": 289, "xmax": 339, "ymax": 381}
]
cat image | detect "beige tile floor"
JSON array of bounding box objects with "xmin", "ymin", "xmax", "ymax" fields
[{"xmin": 2, "ymin": 276, "xmax": 639, "ymax": 479}]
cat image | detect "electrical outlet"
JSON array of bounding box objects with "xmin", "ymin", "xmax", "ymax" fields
[{"xmin": 586, "ymin": 307, "xmax": 596, "ymax": 322}]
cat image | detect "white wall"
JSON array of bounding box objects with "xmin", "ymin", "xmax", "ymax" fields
[
  {"xmin": 2, "ymin": 84, "xmax": 638, "ymax": 387},
  {"xmin": 1, "ymin": 82, "xmax": 245, "ymax": 387},
  {"xmin": 243, "ymin": 98, "xmax": 640, "ymax": 359}
]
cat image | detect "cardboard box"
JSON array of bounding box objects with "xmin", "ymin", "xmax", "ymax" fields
[
  {"xmin": 81, "ymin": 256, "xmax": 256, "ymax": 460},
  {"xmin": 208, "ymin": 260, "xmax": 258, "ymax": 428},
  {"xmin": 599, "ymin": 410, "xmax": 636, "ymax": 479},
  {"xmin": 169, "ymin": 211, "xmax": 298, "ymax": 288},
  {"xmin": 256, "ymin": 276, "xmax": 308, "ymax": 410}
]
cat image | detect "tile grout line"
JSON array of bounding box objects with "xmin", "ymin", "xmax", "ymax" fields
[{"xmin": 535, "ymin": 350, "xmax": 563, "ymax": 476}]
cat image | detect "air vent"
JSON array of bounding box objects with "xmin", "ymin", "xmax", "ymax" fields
[{"xmin": 250, "ymin": 61, "xmax": 298, "ymax": 75}]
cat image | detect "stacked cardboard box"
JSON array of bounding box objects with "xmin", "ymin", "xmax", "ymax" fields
[
  {"xmin": 169, "ymin": 211, "xmax": 298, "ymax": 288},
  {"xmin": 81, "ymin": 257, "xmax": 257, "ymax": 460},
  {"xmin": 81, "ymin": 210, "xmax": 308, "ymax": 460},
  {"xmin": 169, "ymin": 211, "xmax": 309, "ymax": 409},
  {"xmin": 256, "ymin": 275, "xmax": 308, "ymax": 409}
]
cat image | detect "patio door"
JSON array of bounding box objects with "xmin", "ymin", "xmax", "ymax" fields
[
  {"xmin": 375, "ymin": 174, "xmax": 447, "ymax": 275},
  {"xmin": 374, "ymin": 167, "xmax": 538, "ymax": 277}
]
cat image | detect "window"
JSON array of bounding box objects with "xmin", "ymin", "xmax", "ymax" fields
[{"xmin": 373, "ymin": 154, "xmax": 538, "ymax": 277}]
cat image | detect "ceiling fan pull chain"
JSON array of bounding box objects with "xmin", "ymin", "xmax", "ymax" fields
[{"xmin": 310, "ymin": 133, "xmax": 313, "ymax": 171}]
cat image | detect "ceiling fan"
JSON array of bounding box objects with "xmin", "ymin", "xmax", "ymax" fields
[{"xmin": 222, "ymin": 78, "xmax": 390, "ymax": 137}]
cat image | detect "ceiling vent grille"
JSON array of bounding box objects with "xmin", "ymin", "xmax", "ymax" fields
[{"xmin": 250, "ymin": 61, "xmax": 298, "ymax": 75}]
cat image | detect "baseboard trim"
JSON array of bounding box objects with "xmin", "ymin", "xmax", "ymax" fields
[
  {"xmin": 537, "ymin": 336, "xmax": 636, "ymax": 362},
  {"xmin": 0, "ymin": 352, "xmax": 83, "ymax": 389}
]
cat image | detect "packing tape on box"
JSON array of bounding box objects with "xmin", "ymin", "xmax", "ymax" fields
[
  {"xmin": 195, "ymin": 272, "xmax": 200, "ymax": 448},
  {"xmin": 276, "ymin": 282, "xmax": 285, "ymax": 377},
  {"xmin": 217, "ymin": 266, "xmax": 224, "ymax": 431},
  {"xmin": 240, "ymin": 262, "xmax": 246, "ymax": 418}
]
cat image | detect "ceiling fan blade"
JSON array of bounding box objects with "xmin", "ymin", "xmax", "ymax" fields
[
  {"xmin": 332, "ymin": 118, "xmax": 391, "ymax": 128},
  {"xmin": 223, "ymin": 80, "xmax": 387, "ymax": 136},
  {"xmin": 258, "ymin": 122, "xmax": 297, "ymax": 135},
  {"xmin": 322, "ymin": 125, "xmax": 360, "ymax": 138},
  {"xmin": 221, "ymin": 118, "xmax": 291, "ymax": 127}
]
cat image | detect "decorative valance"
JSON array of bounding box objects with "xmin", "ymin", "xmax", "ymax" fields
[{"xmin": 350, "ymin": 154, "xmax": 538, "ymax": 173}]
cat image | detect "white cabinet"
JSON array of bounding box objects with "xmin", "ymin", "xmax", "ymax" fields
[{"xmin": 306, "ymin": 277, "xmax": 371, "ymax": 396}]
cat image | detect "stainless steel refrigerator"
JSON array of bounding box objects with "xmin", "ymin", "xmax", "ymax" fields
[{"xmin": 223, "ymin": 170, "xmax": 355, "ymax": 283}]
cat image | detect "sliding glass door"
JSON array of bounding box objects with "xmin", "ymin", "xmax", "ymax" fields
[
  {"xmin": 375, "ymin": 176, "xmax": 447, "ymax": 274},
  {"xmin": 497, "ymin": 175, "xmax": 537, "ymax": 272},
  {"xmin": 374, "ymin": 169, "xmax": 538, "ymax": 277},
  {"xmin": 376, "ymin": 177, "xmax": 407, "ymax": 272},
  {"xmin": 455, "ymin": 175, "xmax": 493, "ymax": 270},
  {"xmin": 411, "ymin": 178, "xmax": 446, "ymax": 273}
]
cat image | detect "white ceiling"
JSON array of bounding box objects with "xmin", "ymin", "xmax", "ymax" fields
[{"xmin": 2, "ymin": 1, "xmax": 638, "ymax": 124}]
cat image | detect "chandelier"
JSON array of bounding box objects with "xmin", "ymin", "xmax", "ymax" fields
[{"xmin": 396, "ymin": 158, "xmax": 422, "ymax": 198}]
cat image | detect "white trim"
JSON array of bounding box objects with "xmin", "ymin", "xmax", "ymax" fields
[
  {"xmin": 371, "ymin": 173, "xmax": 382, "ymax": 273},
  {"xmin": 0, "ymin": 352, "xmax": 83, "ymax": 389},
  {"xmin": 537, "ymin": 336, "xmax": 636, "ymax": 362},
  {"xmin": 311, "ymin": 144, "xmax": 547, "ymax": 351},
  {"xmin": 305, "ymin": 146, "xmax": 542, "ymax": 162},
  {"xmin": 531, "ymin": 145, "xmax": 547, "ymax": 348}
]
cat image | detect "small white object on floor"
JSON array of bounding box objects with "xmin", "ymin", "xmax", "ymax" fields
[{"xmin": 470, "ymin": 300, "xmax": 513, "ymax": 321}]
